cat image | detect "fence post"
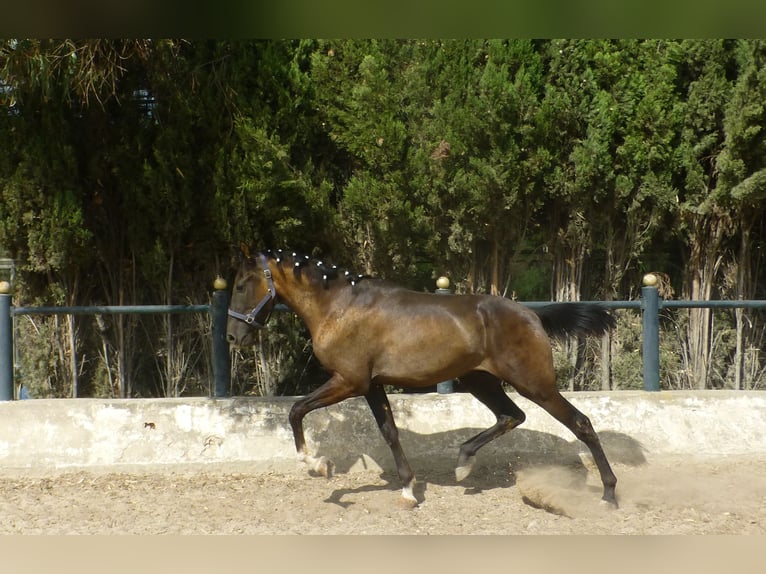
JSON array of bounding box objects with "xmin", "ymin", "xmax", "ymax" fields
[
  {"xmin": 0, "ymin": 281, "xmax": 13, "ymax": 401},
  {"xmin": 641, "ymin": 273, "xmax": 661, "ymax": 391},
  {"xmin": 211, "ymin": 277, "xmax": 231, "ymax": 398},
  {"xmin": 435, "ymin": 276, "xmax": 455, "ymax": 394}
]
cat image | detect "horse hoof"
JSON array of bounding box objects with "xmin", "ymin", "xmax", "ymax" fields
[
  {"xmin": 301, "ymin": 453, "xmax": 335, "ymax": 478},
  {"xmin": 398, "ymin": 486, "xmax": 419, "ymax": 509},
  {"xmin": 600, "ymin": 497, "xmax": 619, "ymax": 510},
  {"xmin": 455, "ymin": 457, "xmax": 475, "ymax": 482},
  {"xmin": 316, "ymin": 456, "xmax": 334, "ymax": 478}
]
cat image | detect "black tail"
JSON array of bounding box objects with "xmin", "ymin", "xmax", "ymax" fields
[{"xmin": 534, "ymin": 303, "xmax": 616, "ymax": 339}]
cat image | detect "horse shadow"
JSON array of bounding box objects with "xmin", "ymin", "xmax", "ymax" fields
[{"xmin": 313, "ymin": 425, "xmax": 647, "ymax": 507}]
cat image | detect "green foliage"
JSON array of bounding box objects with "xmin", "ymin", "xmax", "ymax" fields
[
  {"xmin": 2, "ymin": 39, "xmax": 766, "ymax": 396},
  {"xmin": 14, "ymin": 315, "xmax": 68, "ymax": 398}
]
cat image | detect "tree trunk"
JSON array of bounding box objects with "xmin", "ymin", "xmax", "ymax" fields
[
  {"xmin": 685, "ymin": 216, "xmax": 726, "ymax": 390},
  {"xmin": 255, "ymin": 336, "xmax": 276, "ymax": 396},
  {"xmin": 733, "ymin": 221, "xmax": 754, "ymax": 390},
  {"xmin": 67, "ymin": 315, "xmax": 78, "ymax": 398},
  {"xmin": 96, "ymin": 243, "xmax": 135, "ymax": 398},
  {"xmin": 490, "ymin": 237, "xmax": 500, "ymax": 296},
  {"xmin": 165, "ymin": 251, "xmax": 176, "ymax": 398},
  {"xmin": 551, "ymin": 235, "xmax": 586, "ymax": 391},
  {"xmin": 601, "ymin": 225, "xmax": 619, "ymax": 391},
  {"xmin": 66, "ymin": 273, "xmax": 80, "ymax": 398}
]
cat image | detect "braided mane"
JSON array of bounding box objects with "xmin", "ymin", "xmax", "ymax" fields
[{"xmin": 265, "ymin": 249, "xmax": 371, "ymax": 289}]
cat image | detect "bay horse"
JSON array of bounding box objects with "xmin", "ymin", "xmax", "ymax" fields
[{"xmin": 226, "ymin": 246, "xmax": 618, "ymax": 508}]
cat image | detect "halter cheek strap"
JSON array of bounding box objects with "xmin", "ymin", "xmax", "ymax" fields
[{"xmin": 227, "ymin": 254, "xmax": 276, "ymax": 328}]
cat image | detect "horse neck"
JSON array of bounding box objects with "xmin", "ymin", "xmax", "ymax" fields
[{"xmin": 269, "ymin": 261, "xmax": 337, "ymax": 331}]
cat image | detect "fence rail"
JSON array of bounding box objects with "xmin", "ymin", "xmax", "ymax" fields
[
  {"xmin": 12, "ymin": 305, "xmax": 211, "ymax": 316},
  {"xmin": 1, "ymin": 278, "xmax": 765, "ymax": 400},
  {"xmin": 0, "ymin": 283, "xmax": 231, "ymax": 401}
]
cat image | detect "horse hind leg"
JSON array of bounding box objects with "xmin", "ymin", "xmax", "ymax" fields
[
  {"xmin": 455, "ymin": 371, "xmax": 526, "ymax": 482},
  {"xmin": 365, "ymin": 384, "xmax": 418, "ymax": 507},
  {"xmin": 532, "ymin": 391, "xmax": 618, "ymax": 507}
]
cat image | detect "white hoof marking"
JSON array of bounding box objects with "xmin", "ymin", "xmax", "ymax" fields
[
  {"xmin": 298, "ymin": 453, "xmax": 333, "ymax": 477},
  {"xmin": 455, "ymin": 456, "xmax": 475, "ymax": 482},
  {"xmin": 400, "ymin": 483, "xmax": 418, "ymax": 508}
]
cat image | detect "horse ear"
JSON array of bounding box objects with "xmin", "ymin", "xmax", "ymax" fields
[{"xmin": 239, "ymin": 242, "xmax": 252, "ymax": 261}]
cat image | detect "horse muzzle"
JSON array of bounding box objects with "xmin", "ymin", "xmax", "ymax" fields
[{"xmin": 226, "ymin": 323, "xmax": 256, "ymax": 348}]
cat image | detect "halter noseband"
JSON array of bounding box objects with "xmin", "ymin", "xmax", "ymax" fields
[{"xmin": 227, "ymin": 254, "xmax": 276, "ymax": 328}]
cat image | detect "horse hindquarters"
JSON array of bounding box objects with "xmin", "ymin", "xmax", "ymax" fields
[{"xmin": 488, "ymin": 308, "xmax": 618, "ymax": 506}]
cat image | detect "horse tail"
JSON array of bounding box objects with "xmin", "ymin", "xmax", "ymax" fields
[{"xmin": 533, "ymin": 303, "xmax": 616, "ymax": 339}]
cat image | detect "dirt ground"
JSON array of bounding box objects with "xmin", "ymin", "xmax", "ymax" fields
[{"xmin": 1, "ymin": 453, "xmax": 765, "ymax": 535}]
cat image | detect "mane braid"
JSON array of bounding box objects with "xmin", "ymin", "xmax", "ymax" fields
[{"xmin": 267, "ymin": 249, "xmax": 372, "ymax": 289}]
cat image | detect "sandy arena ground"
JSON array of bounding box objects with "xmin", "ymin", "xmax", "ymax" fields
[{"xmin": 1, "ymin": 453, "xmax": 765, "ymax": 535}]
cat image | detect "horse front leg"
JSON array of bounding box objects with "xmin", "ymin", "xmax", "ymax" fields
[
  {"xmin": 364, "ymin": 383, "xmax": 418, "ymax": 508},
  {"xmin": 288, "ymin": 373, "xmax": 360, "ymax": 478}
]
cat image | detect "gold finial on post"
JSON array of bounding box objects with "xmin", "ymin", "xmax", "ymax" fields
[{"xmin": 642, "ymin": 273, "xmax": 658, "ymax": 287}]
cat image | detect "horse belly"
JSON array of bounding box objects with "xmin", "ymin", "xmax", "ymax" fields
[{"xmin": 371, "ymin": 324, "xmax": 483, "ymax": 386}]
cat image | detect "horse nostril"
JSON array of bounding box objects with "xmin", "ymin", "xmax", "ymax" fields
[{"xmin": 226, "ymin": 333, "xmax": 236, "ymax": 344}]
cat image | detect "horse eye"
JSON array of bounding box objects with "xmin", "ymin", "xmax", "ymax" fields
[{"xmin": 235, "ymin": 284, "xmax": 245, "ymax": 293}]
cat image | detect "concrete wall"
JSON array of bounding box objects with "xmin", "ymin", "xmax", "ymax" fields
[{"xmin": 1, "ymin": 391, "xmax": 765, "ymax": 476}]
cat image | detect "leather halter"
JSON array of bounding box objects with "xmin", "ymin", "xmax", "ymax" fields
[{"xmin": 227, "ymin": 253, "xmax": 276, "ymax": 328}]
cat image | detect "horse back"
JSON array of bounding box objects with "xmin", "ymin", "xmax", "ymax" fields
[{"xmin": 311, "ymin": 285, "xmax": 544, "ymax": 385}]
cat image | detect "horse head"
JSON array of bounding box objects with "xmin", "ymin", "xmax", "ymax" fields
[{"xmin": 226, "ymin": 244, "xmax": 277, "ymax": 347}]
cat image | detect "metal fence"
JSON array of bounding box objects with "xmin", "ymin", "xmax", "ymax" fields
[
  {"xmin": 0, "ymin": 282, "xmax": 231, "ymax": 401},
  {"xmin": 520, "ymin": 289, "xmax": 766, "ymax": 391},
  {"xmin": 1, "ymin": 278, "xmax": 765, "ymax": 400}
]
